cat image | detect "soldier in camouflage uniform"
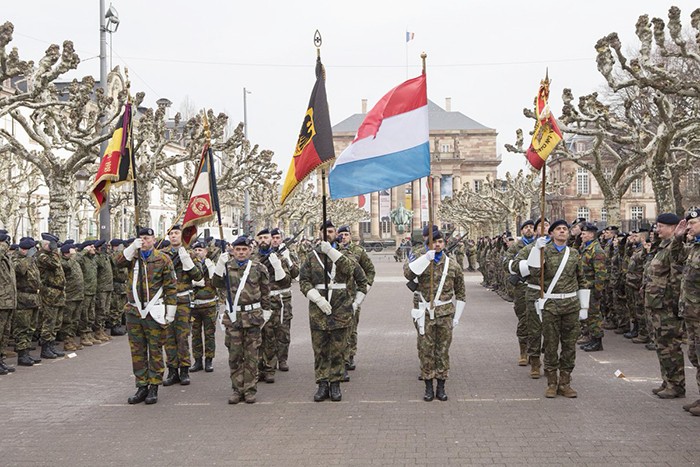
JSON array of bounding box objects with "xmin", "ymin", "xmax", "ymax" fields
[
  {"xmin": 189, "ymin": 241, "xmax": 218, "ymax": 374},
  {"xmin": 527, "ymin": 220, "xmax": 588, "ymax": 398},
  {"xmin": 643, "ymin": 213, "xmax": 685, "ymax": 399},
  {"xmin": 161, "ymin": 225, "xmax": 203, "ymax": 387},
  {"xmin": 625, "ymin": 229, "xmax": 650, "ymax": 343},
  {"xmin": 270, "ymin": 228, "xmax": 299, "ymax": 372},
  {"xmin": 465, "ymin": 239, "xmax": 477, "ymax": 272},
  {"xmin": 213, "ymin": 236, "xmax": 271, "ymax": 404},
  {"xmin": 599, "ymin": 226, "xmax": 617, "ymax": 332},
  {"xmin": 93, "ymin": 240, "xmax": 114, "ymax": 343},
  {"xmin": 504, "ymin": 220, "xmax": 536, "ymax": 366},
  {"xmin": 108, "ymin": 239, "xmax": 128, "ymax": 336},
  {"xmin": 0, "ymin": 232, "xmax": 17, "ymax": 375},
  {"xmin": 448, "ymin": 235, "xmax": 465, "ymax": 270},
  {"xmin": 337, "ymin": 225, "xmax": 375, "ymax": 374},
  {"xmin": 36, "ymin": 233, "xmax": 66, "ymax": 359},
  {"xmin": 676, "ymin": 208, "xmax": 700, "ymax": 415},
  {"xmin": 12, "ymin": 238, "xmax": 42, "ymax": 366},
  {"xmin": 58, "ymin": 243, "xmax": 84, "ymax": 352},
  {"xmin": 300, "ymin": 221, "xmax": 367, "ymax": 402},
  {"xmin": 578, "ymin": 223, "xmax": 608, "ymax": 352},
  {"xmin": 77, "ymin": 241, "xmax": 99, "ymax": 346},
  {"xmin": 117, "ymin": 228, "xmax": 177, "ymax": 405},
  {"xmin": 404, "ymin": 228, "xmax": 465, "ymax": 402}
]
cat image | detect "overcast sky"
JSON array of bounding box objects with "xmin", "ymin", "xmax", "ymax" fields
[{"xmin": 4, "ymin": 1, "xmax": 698, "ymax": 179}]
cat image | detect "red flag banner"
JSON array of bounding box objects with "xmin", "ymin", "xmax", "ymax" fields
[
  {"xmin": 181, "ymin": 145, "xmax": 215, "ymax": 245},
  {"xmin": 525, "ymin": 78, "xmax": 562, "ymax": 171},
  {"xmin": 90, "ymin": 103, "xmax": 133, "ymax": 211}
]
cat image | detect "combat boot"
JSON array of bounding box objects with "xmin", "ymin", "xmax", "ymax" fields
[
  {"xmin": 128, "ymin": 386, "xmax": 149, "ymax": 404},
  {"xmin": 40, "ymin": 342, "xmax": 57, "ymax": 359},
  {"xmin": 544, "ymin": 370, "xmax": 558, "ymax": 398},
  {"xmin": 423, "ymin": 379, "xmax": 434, "ymax": 402},
  {"xmin": 98, "ymin": 328, "xmax": 112, "ymax": 341},
  {"xmin": 682, "ymin": 399, "xmax": 700, "ymax": 412},
  {"xmin": 263, "ymin": 373, "xmax": 275, "ymax": 384},
  {"xmin": 162, "ymin": 366, "xmax": 180, "ymax": 386},
  {"xmin": 228, "ymin": 392, "xmax": 241, "ymax": 404},
  {"xmin": 110, "ymin": 325, "xmax": 127, "ymax": 336},
  {"xmin": 582, "ymin": 337, "xmax": 603, "ymax": 352},
  {"xmin": 89, "ymin": 332, "xmax": 104, "ymax": 344},
  {"xmin": 190, "ymin": 358, "xmax": 203, "ymax": 372},
  {"xmin": 17, "ymin": 349, "xmax": 34, "ymax": 367},
  {"xmin": 313, "ymin": 381, "xmax": 330, "ymax": 402},
  {"xmin": 329, "ymin": 382, "xmax": 342, "ymax": 402},
  {"xmin": 0, "ymin": 359, "xmax": 15, "ymax": 373},
  {"xmin": 689, "ymin": 406, "xmax": 700, "ymax": 416},
  {"xmin": 645, "ymin": 342, "xmax": 657, "ymax": 351},
  {"xmin": 204, "ymin": 358, "xmax": 214, "ymax": 372},
  {"xmin": 632, "ymin": 334, "xmax": 650, "ymax": 344},
  {"xmin": 49, "ymin": 341, "xmax": 65, "ymax": 357},
  {"xmin": 80, "ymin": 334, "xmax": 94, "ymax": 346},
  {"xmin": 346, "ymin": 356, "xmax": 356, "ymax": 371},
  {"xmin": 179, "ymin": 367, "xmax": 190, "ymax": 386},
  {"xmin": 435, "ymin": 379, "xmax": 448, "ymax": 401},
  {"xmin": 529, "ymin": 356, "xmax": 541, "ymax": 379},
  {"xmin": 278, "ymin": 360, "xmax": 289, "ymax": 372},
  {"xmin": 0, "ymin": 363, "xmax": 7, "ymax": 375},
  {"xmin": 517, "ymin": 343, "xmax": 528, "ymax": 366},
  {"xmin": 557, "ymin": 371, "xmax": 578, "ymax": 398},
  {"xmin": 651, "ymin": 382, "xmax": 667, "ymax": 395},
  {"xmin": 30, "ymin": 354, "xmax": 41, "ymax": 363},
  {"xmin": 623, "ymin": 324, "xmax": 638, "ymax": 339},
  {"xmin": 342, "ymin": 368, "xmax": 350, "ymax": 382},
  {"xmin": 244, "ymin": 392, "xmax": 257, "ymax": 404},
  {"xmin": 577, "ymin": 334, "xmax": 591, "ymax": 347},
  {"xmin": 63, "ymin": 340, "xmax": 78, "ymax": 352},
  {"xmin": 144, "ymin": 385, "xmax": 159, "ymax": 404},
  {"xmin": 656, "ymin": 386, "xmax": 685, "ymax": 399}
]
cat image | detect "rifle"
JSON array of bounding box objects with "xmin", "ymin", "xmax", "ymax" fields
[{"xmin": 276, "ymin": 228, "xmax": 305, "ymax": 255}]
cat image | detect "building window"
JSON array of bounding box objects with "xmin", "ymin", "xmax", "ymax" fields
[
  {"xmin": 474, "ymin": 180, "xmax": 482, "ymax": 193},
  {"xmin": 603, "ymin": 168, "xmax": 613, "ymax": 181},
  {"xmin": 601, "ymin": 208, "xmax": 607, "ymax": 223},
  {"xmin": 575, "ymin": 141, "xmax": 587, "ymax": 153},
  {"xmin": 577, "ymin": 206, "xmax": 590, "ymax": 221},
  {"xmin": 631, "ymin": 178, "xmax": 643, "ymax": 194},
  {"xmin": 360, "ymin": 221, "xmax": 371, "ymax": 235},
  {"xmin": 441, "ymin": 143, "xmax": 451, "ymax": 153},
  {"xmin": 380, "ymin": 220, "xmax": 391, "ymax": 234},
  {"xmin": 631, "ymin": 206, "xmax": 644, "ymax": 221},
  {"xmin": 576, "ymin": 168, "xmax": 589, "ymax": 195}
]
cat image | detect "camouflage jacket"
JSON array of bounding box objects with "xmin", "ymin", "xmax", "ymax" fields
[
  {"xmin": 116, "ymin": 249, "xmax": 178, "ymax": 313},
  {"xmin": 12, "ymin": 251, "xmax": 41, "ymax": 309},
  {"xmin": 580, "ymin": 240, "xmax": 608, "ymax": 294},
  {"xmin": 514, "ymin": 240, "xmax": 545, "ymax": 292},
  {"xmin": 193, "ymin": 257, "xmax": 218, "ymax": 304},
  {"xmin": 0, "ymin": 244, "xmax": 17, "ymax": 310},
  {"xmin": 77, "ymin": 252, "xmax": 98, "ymax": 295},
  {"xmin": 300, "ymin": 246, "xmax": 367, "ymax": 331},
  {"xmin": 111, "ymin": 250, "xmax": 128, "ymax": 294},
  {"xmin": 61, "ymin": 255, "xmax": 84, "ymax": 301},
  {"xmin": 642, "ymin": 237, "xmax": 682, "ymax": 313},
  {"xmin": 678, "ymin": 238, "xmax": 700, "ymax": 320},
  {"xmin": 254, "ymin": 249, "xmax": 299, "ymax": 292},
  {"xmin": 404, "ymin": 251, "xmax": 466, "ymax": 318},
  {"xmin": 503, "ymin": 237, "xmax": 535, "ymax": 276},
  {"xmin": 37, "ymin": 248, "xmax": 65, "ymax": 307},
  {"xmin": 162, "ymin": 247, "xmax": 204, "ymax": 304},
  {"xmin": 96, "ymin": 252, "xmax": 114, "ymax": 292},
  {"xmin": 529, "ymin": 243, "xmax": 586, "ymax": 315},
  {"xmin": 626, "ymin": 243, "xmax": 646, "ymax": 289},
  {"xmin": 213, "ymin": 258, "xmax": 270, "ymax": 328},
  {"xmin": 339, "ymin": 242, "xmax": 376, "ymax": 286}
]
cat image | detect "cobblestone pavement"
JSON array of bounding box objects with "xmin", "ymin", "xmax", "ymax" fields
[{"xmin": 1, "ymin": 259, "xmax": 698, "ymax": 466}]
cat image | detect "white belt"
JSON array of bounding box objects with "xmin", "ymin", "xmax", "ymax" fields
[
  {"xmin": 237, "ymin": 302, "xmax": 261, "ymax": 312},
  {"xmin": 527, "ymin": 284, "xmax": 541, "ymax": 290},
  {"xmin": 544, "ymin": 292, "xmax": 577, "ymax": 300},
  {"xmin": 177, "ymin": 290, "xmax": 191, "ymax": 297},
  {"xmin": 270, "ymin": 288, "xmax": 292, "ymax": 297},
  {"xmin": 314, "ymin": 284, "xmax": 346, "ymax": 290},
  {"xmin": 193, "ymin": 298, "xmax": 217, "ymax": 306}
]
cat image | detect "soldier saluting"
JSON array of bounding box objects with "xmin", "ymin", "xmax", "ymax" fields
[{"xmin": 36, "ymin": 233, "xmax": 66, "ymax": 359}]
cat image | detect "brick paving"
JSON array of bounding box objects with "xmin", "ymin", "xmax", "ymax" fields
[{"xmin": 1, "ymin": 258, "xmax": 697, "ymax": 466}]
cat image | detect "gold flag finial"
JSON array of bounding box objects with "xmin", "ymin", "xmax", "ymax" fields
[
  {"xmin": 202, "ymin": 109, "xmax": 211, "ymax": 143},
  {"xmin": 421, "ymin": 52, "xmax": 427, "ymax": 74}
]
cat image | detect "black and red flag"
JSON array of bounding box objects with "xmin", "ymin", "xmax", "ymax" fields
[
  {"xmin": 90, "ymin": 103, "xmax": 133, "ymax": 211},
  {"xmin": 280, "ymin": 56, "xmax": 335, "ymax": 204}
]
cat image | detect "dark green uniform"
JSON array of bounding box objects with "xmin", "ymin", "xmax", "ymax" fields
[
  {"xmin": 626, "ymin": 242, "xmax": 647, "ymax": 341},
  {"xmin": 58, "ymin": 254, "xmax": 84, "ymax": 342},
  {"xmin": 678, "ymin": 234, "xmax": 700, "ymax": 399},
  {"xmin": 579, "ymin": 239, "xmax": 608, "ymax": 340},
  {"xmin": 0, "ymin": 243, "xmax": 17, "ymax": 361},
  {"xmin": 191, "ymin": 258, "xmax": 218, "ymax": 362},
  {"xmin": 95, "ymin": 251, "xmax": 114, "ymax": 335},
  {"xmin": 12, "ymin": 250, "xmax": 40, "ymax": 353},
  {"xmin": 36, "ymin": 248, "xmax": 65, "ymax": 344},
  {"xmin": 110, "ymin": 250, "xmax": 128, "ymax": 328},
  {"xmin": 77, "ymin": 251, "xmax": 98, "ymax": 343},
  {"xmin": 504, "ymin": 237, "xmax": 535, "ymax": 355}
]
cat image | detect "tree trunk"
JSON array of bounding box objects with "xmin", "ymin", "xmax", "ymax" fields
[
  {"xmin": 46, "ymin": 172, "xmax": 72, "ymax": 238},
  {"xmin": 135, "ymin": 177, "xmax": 152, "ymax": 228},
  {"xmin": 602, "ymin": 196, "xmax": 622, "ymax": 227},
  {"xmin": 670, "ymin": 168, "xmax": 685, "ymax": 216},
  {"xmin": 648, "ymin": 160, "xmax": 675, "ymax": 214}
]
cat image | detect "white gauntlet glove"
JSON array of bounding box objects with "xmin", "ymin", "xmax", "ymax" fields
[
  {"xmin": 178, "ymin": 247, "xmax": 195, "ymax": 271},
  {"xmin": 320, "ymin": 241, "xmax": 343, "ymax": 263},
  {"xmin": 409, "ymin": 250, "xmax": 435, "ymax": 275},
  {"xmin": 453, "ymin": 300, "xmax": 466, "ymax": 327},
  {"xmin": 204, "ymin": 258, "xmax": 215, "ymax": 279},
  {"xmin": 280, "ymin": 247, "xmax": 292, "ymax": 265},
  {"xmin": 527, "ymin": 238, "xmax": 548, "ymax": 268},
  {"xmin": 306, "ymin": 288, "xmax": 332, "ymax": 315},
  {"xmin": 123, "ymin": 238, "xmax": 143, "ymax": 261},
  {"xmin": 268, "ymin": 253, "xmax": 287, "ymax": 281},
  {"xmin": 352, "ymin": 291, "xmax": 366, "ymax": 313},
  {"xmin": 262, "ymin": 309, "xmax": 272, "ymax": 324},
  {"xmin": 192, "ymin": 279, "xmax": 205, "ymax": 287},
  {"xmin": 214, "ymin": 252, "xmax": 229, "ymax": 277},
  {"xmin": 165, "ymin": 305, "xmax": 177, "ymax": 324},
  {"xmin": 577, "ymin": 289, "xmax": 590, "ymax": 320}
]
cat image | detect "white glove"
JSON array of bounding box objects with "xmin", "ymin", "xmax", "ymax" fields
[
  {"xmin": 352, "ymin": 291, "xmax": 366, "ymax": 312},
  {"xmin": 306, "ymin": 288, "xmax": 332, "ymax": 315},
  {"xmin": 268, "ymin": 253, "xmax": 287, "ymax": 281},
  {"xmin": 214, "ymin": 252, "xmax": 229, "ymax": 277},
  {"xmin": 426, "ymin": 250, "xmax": 436, "ymax": 261},
  {"xmin": 123, "ymin": 238, "xmax": 143, "ymax": 261},
  {"xmin": 577, "ymin": 289, "xmax": 590, "ymax": 320},
  {"xmin": 192, "ymin": 279, "xmax": 205, "ymax": 287},
  {"xmin": 526, "ymin": 244, "xmax": 542, "ymax": 268},
  {"xmin": 409, "ymin": 250, "xmax": 435, "ymax": 275},
  {"xmin": 518, "ymin": 260, "xmax": 531, "ymax": 277},
  {"xmin": 204, "ymin": 258, "xmax": 215, "ymax": 279},
  {"xmin": 535, "ymin": 237, "xmax": 549, "ymax": 249},
  {"xmin": 366, "ymin": 285, "xmax": 371, "ymax": 295},
  {"xmin": 320, "ymin": 241, "xmax": 333, "ymax": 254},
  {"xmin": 280, "ymin": 248, "xmax": 292, "ymax": 265},
  {"xmin": 165, "ymin": 305, "xmax": 177, "ymax": 324},
  {"xmin": 453, "ymin": 300, "xmax": 466, "ymax": 327},
  {"xmin": 262, "ymin": 309, "xmax": 272, "ymax": 324},
  {"xmin": 179, "ymin": 247, "xmax": 195, "ymax": 271},
  {"xmin": 319, "ymin": 242, "xmax": 343, "ymax": 263}
]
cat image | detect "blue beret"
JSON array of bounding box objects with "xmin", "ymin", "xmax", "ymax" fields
[
  {"xmin": 94, "ymin": 240, "xmax": 106, "ymax": 248},
  {"xmin": 548, "ymin": 219, "xmax": 569, "ymax": 234},
  {"xmin": 19, "ymin": 238, "xmax": 36, "ymax": 250},
  {"xmin": 270, "ymin": 228, "xmax": 281, "ymax": 236},
  {"xmin": 109, "ymin": 239, "xmax": 122, "ymax": 247},
  {"xmin": 232, "ymin": 236, "xmax": 250, "ymax": 247},
  {"xmin": 422, "ymin": 224, "xmax": 439, "ymax": 236},
  {"xmin": 191, "ymin": 241, "xmax": 206, "ymax": 249},
  {"xmin": 60, "ymin": 244, "xmax": 74, "ymax": 254},
  {"xmin": 338, "ymin": 225, "xmax": 350, "ymax": 234},
  {"xmin": 41, "ymin": 232, "xmax": 59, "ymax": 243}
]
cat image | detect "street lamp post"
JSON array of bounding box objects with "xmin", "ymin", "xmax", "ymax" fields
[{"xmin": 243, "ymin": 87, "xmax": 252, "ymax": 235}]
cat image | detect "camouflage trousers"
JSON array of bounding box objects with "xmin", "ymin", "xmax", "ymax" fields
[
  {"xmin": 191, "ymin": 305, "xmax": 217, "ymax": 360},
  {"xmin": 164, "ymin": 303, "xmax": 192, "ymax": 368},
  {"xmin": 261, "ymin": 306, "xmax": 283, "ymax": 377},
  {"xmin": 79, "ymin": 295, "xmax": 96, "ymax": 336},
  {"xmin": 109, "ymin": 291, "xmax": 126, "ymax": 327},
  {"xmin": 686, "ymin": 319, "xmax": 700, "ymax": 395},
  {"xmin": 525, "ymin": 289, "xmax": 543, "ymax": 357},
  {"xmin": 59, "ymin": 300, "xmax": 82, "ymax": 339},
  {"xmin": 582, "ymin": 290, "xmax": 604, "ymax": 339},
  {"xmin": 643, "ymin": 305, "xmax": 656, "ymax": 344},
  {"xmin": 626, "ymin": 285, "xmax": 643, "ymax": 334},
  {"xmin": 513, "ymin": 284, "xmax": 528, "ymax": 346},
  {"xmin": 344, "ymin": 306, "xmax": 361, "ymax": 364},
  {"xmin": 649, "ymin": 308, "xmax": 685, "ymax": 391},
  {"xmin": 276, "ymin": 296, "xmax": 293, "ymax": 364},
  {"xmin": 94, "ymin": 291, "xmax": 112, "ymax": 330},
  {"xmin": 418, "ymin": 314, "xmax": 453, "ymax": 380},
  {"xmin": 126, "ymin": 311, "xmax": 167, "ymax": 387},
  {"xmin": 311, "ymin": 327, "xmax": 348, "ymax": 383},
  {"xmin": 611, "ymin": 284, "xmax": 626, "ymax": 327},
  {"xmin": 467, "ymin": 254, "xmax": 477, "ymax": 270},
  {"xmin": 12, "ymin": 308, "xmax": 35, "ymax": 351},
  {"xmin": 0, "ymin": 309, "xmax": 13, "ymax": 353},
  {"xmin": 38, "ymin": 303, "xmax": 60, "ymax": 343},
  {"xmin": 225, "ymin": 321, "xmax": 262, "ymax": 396},
  {"xmin": 542, "ymin": 309, "xmax": 580, "ymax": 373}
]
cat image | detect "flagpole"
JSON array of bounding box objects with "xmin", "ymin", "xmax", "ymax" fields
[
  {"xmin": 421, "ymin": 51, "xmax": 435, "ymax": 309},
  {"xmin": 539, "ymin": 163, "xmax": 546, "ymax": 300}
]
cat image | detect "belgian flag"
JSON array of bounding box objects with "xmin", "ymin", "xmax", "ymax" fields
[
  {"xmin": 280, "ymin": 56, "xmax": 335, "ymax": 204},
  {"xmin": 90, "ymin": 103, "xmax": 133, "ymax": 211}
]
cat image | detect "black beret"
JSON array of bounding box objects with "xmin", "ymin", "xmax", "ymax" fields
[
  {"xmin": 10, "ymin": 244, "xmax": 17, "ymax": 250},
  {"xmin": 534, "ymin": 217, "xmax": 550, "ymax": 230},
  {"xmin": 0, "ymin": 233, "xmax": 9, "ymax": 243},
  {"xmin": 109, "ymin": 239, "xmax": 122, "ymax": 247},
  {"xmin": 124, "ymin": 238, "xmax": 135, "ymax": 245},
  {"xmin": 191, "ymin": 241, "xmax": 206, "ymax": 249},
  {"xmin": 319, "ymin": 220, "xmax": 335, "ymax": 231},
  {"xmin": 432, "ymin": 229, "xmax": 444, "ymax": 240},
  {"xmin": 19, "ymin": 238, "xmax": 35, "ymax": 249},
  {"xmin": 656, "ymin": 213, "xmax": 680, "ymax": 225},
  {"xmin": 580, "ymin": 222, "xmax": 598, "ymax": 232},
  {"xmin": 60, "ymin": 244, "xmax": 74, "ymax": 254},
  {"xmin": 422, "ymin": 224, "xmax": 439, "ymax": 236},
  {"xmin": 256, "ymin": 228, "xmax": 270, "ymax": 236},
  {"xmin": 338, "ymin": 225, "xmax": 350, "ymax": 234},
  {"xmin": 41, "ymin": 232, "xmax": 59, "ymax": 243},
  {"xmin": 617, "ymin": 232, "xmax": 628, "ymax": 238},
  {"xmin": 0, "ymin": 229, "xmax": 7, "ymax": 235},
  {"xmin": 603, "ymin": 225, "xmax": 619, "ymax": 231},
  {"xmin": 205, "ymin": 236, "xmax": 214, "ymax": 243},
  {"xmin": 169, "ymin": 224, "xmax": 182, "ymax": 232},
  {"xmin": 232, "ymin": 236, "xmax": 250, "ymax": 247},
  {"xmin": 94, "ymin": 240, "xmax": 106, "ymax": 248},
  {"xmin": 159, "ymin": 239, "xmax": 171, "ymax": 249},
  {"xmin": 270, "ymin": 228, "xmax": 281, "ymax": 236},
  {"xmin": 636, "ymin": 228, "xmax": 649, "ymax": 233},
  {"xmin": 685, "ymin": 207, "xmax": 700, "ymax": 221},
  {"xmin": 138, "ymin": 227, "xmax": 155, "ymax": 236},
  {"xmin": 571, "ymin": 217, "xmax": 588, "ymax": 227},
  {"xmin": 548, "ymin": 219, "xmax": 569, "ymax": 234},
  {"xmin": 520, "ymin": 220, "xmax": 535, "ymax": 229},
  {"xmin": 64, "ymin": 239, "xmax": 75, "ymax": 245}
]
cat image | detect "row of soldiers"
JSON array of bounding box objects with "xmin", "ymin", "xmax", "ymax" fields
[
  {"xmin": 0, "ymin": 231, "xmax": 130, "ymax": 374},
  {"xmin": 488, "ymin": 210, "xmax": 699, "ymax": 415}
]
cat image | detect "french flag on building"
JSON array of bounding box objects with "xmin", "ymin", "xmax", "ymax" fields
[{"xmin": 328, "ymin": 74, "xmax": 430, "ymax": 199}]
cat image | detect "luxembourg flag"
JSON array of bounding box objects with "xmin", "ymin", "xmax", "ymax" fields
[{"xmin": 328, "ymin": 73, "xmax": 430, "ymax": 199}]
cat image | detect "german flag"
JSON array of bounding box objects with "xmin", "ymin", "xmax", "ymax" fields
[
  {"xmin": 90, "ymin": 103, "xmax": 133, "ymax": 211},
  {"xmin": 280, "ymin": 56, "xmax": 335, "ymax": 204}
]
